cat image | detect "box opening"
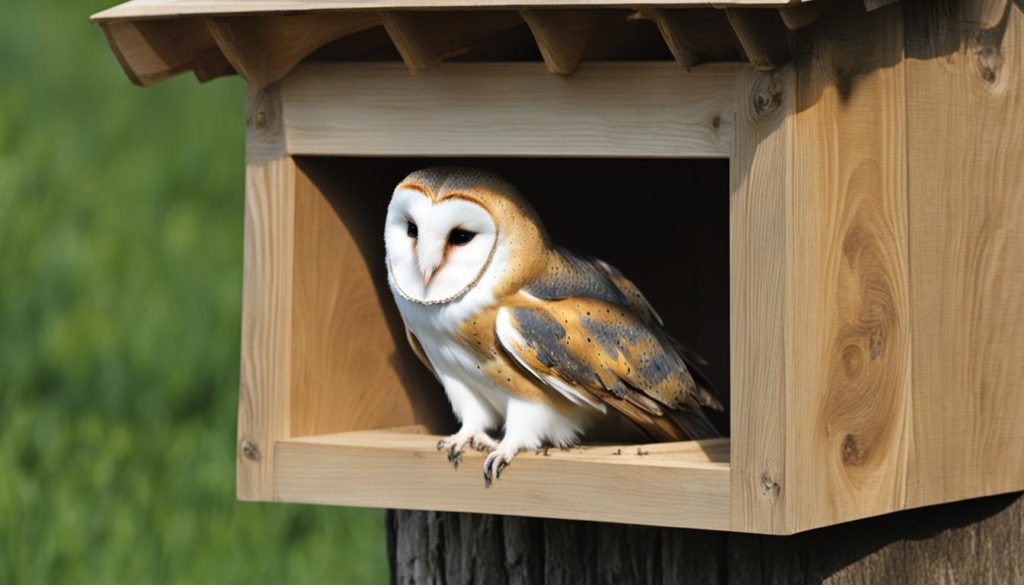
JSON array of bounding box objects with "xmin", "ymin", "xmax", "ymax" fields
[{"xmin": 290, "ymin": 157, "xmax": 730, "ymax": 441}]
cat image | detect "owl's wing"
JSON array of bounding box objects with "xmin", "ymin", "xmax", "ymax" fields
[
  {"xmin": 405, "ymin": 327, "xmax": 438, "ymax": 379},
  {"xmin": 496, "ymin": 250, "xmax": 722, "ymax": 441}
]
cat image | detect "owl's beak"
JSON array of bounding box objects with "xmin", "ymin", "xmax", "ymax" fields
[{"xmin": 422, "ymin": 267, "xmax": 434, "ymax": 288}]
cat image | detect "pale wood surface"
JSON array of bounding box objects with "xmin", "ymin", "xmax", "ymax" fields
[
  {"xmin": 382, "ymin": 11, "xmax": 523, "ymax": 72},
  {"xmin": 786, "ymin": 1, "xmax": 911, "ymax": 532},
  {"xmin": 288, "ymin": 160, "xmax": 448, "ymax": 436},
  {"xmin": 642, "ymin": 8, "xmax": 745, "ymax": 68},
  {"xmin": 204, "ymin": 13, "xmax": 379, "ymax": 87},
  {"xmin": 725, "ymin": 8, "xmax": 792, "ymax": 70},
  {"xmin": 277, "ymin": 61, "xmax": 738, "ymax": 157},
  {"xmin": 904, "ymin": 0, "xmax": 1024, "ymax": 510},
  {"xmin": 93, "ymin": 0, "xmax": 823, "ymax": 22},
  {"xmin": 520, "ymin": 9, "xmax": 605, "ymax": 75},
  {"xmin": 390, "ymin": 493, "xmax": 1024, "ymax": 584},
  {"xmin": 275, "ymin": 431, "xmax": 732, "ymax": 530},
  {"xmin": 237, "ymin": 155, "xmax": 296, "ymax": 501},
  {"xmin": 729, "ymin": 66, "xmax": 794, "ymax": 534},
  {"xmin": 98, "ymin": 18, "xmax": 228, "ymax": 86}
]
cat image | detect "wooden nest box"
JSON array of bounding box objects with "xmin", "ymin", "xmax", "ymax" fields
[{"xmin": 93, "ymin": 0, "xmax": 1024, "ymax": 535}]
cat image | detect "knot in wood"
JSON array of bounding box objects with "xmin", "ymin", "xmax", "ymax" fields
[
  {"xmin": 751, "ymin": 73, "xmax": 784, "ymax": 116},
  {"xmin": 760, "ymin": 473, "xmax": 781, "ymax": 498},
  {"xmin": 254, "ymin": 111, "xmax": 268, "ymax": 129},
  {"xmin": 241, "ymin": 440, "xmax": 261, "ymax": 461},
  {"xmin": 841, "ymin": 434, "xmax": 868, "ymax": 466}
]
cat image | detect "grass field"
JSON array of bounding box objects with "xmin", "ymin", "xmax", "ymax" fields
[{"xmin": 0, "ymin": 2, "xmax": 388, "ymax": 583}]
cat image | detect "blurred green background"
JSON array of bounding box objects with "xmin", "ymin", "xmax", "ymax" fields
[{"xmin": 0, "ymin": 2, "xmax": 387, "ymax": 583}]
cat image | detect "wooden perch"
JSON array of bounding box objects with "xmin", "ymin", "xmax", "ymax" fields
[
  {"xmin": 204, "ymin": 13, "xmax": 379, "ymax": 88},
  {"xmin": 381, "ymin": 11, "xmax": 523, "ymax": 73},
  {"xmin": 520, "ymin": 10, "xmax": 605, "ymax": 75},
  {"xmin": 725, "ymin": 8, "xmax": 792, "ymax": 70}
]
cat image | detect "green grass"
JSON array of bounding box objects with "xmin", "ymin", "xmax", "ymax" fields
[{"xmin": 0, "ymin": 2, "xmax": 388, "ymax": 583}]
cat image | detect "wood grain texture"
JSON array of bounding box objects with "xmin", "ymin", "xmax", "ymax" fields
[
  {"xmin": 92, "ymin": 0, "xmax": 825, "ymax": 23},
  {"xmin": 904, "ymin": 0, "xmax": 1024, "ymax": 510},
  {"xmin": 237, "ymin": 155, "xmax": 296, "ymax": 501},
  {"xmin": 98, "ymin": 18, "xmax": 228, "ymax": 86},
  {"xmin": 381, "ymin": 10, "xmax": 523, "ymax": 72},
  {"xmin": 778, "ymin": 2, "xmax": 826, "ymax": 29},
  {"xmin": 643, "ymin": 8, "xmax": 745, "ymax": 67},
  {"xmin": 729, "ymin": 66, "xmax": 794, "ymax": 534},
  {"xmin": 204, "ymin": 13, "xmax": 379, "ymax": 88},
  {"xmin": 391, "ymin": 492, "xmax": 1024, "ymax": 584},
  {"xmin": 277, "ymin": 61, "xmax": 738, "ymax": 158},
  {"xmin": 288, "ymin": 161, "xmax": 448, "ymax": 436},
  {"xmin": 787, "ymin": 0, "xmax": 911, "ymax": 532},
  {"xmin": 275, "ymin": 431, "xmax": 732, "ymax": 530},
  {"xmin": 520, "ymin": 9, "xmax": 606, "ymax": 75},
  {"xmin": 725, "ymin": 8, "xmax": 792, "ymax": 69}
]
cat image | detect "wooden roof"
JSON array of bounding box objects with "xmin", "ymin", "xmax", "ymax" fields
[{"xmin": 91, "ymin": 0, "xmax": 886, "ymax": 88}]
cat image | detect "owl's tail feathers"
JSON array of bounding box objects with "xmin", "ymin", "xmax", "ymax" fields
[{"xmin": 667, "ymin": 406, "xmax": 721, "ymax": 440}]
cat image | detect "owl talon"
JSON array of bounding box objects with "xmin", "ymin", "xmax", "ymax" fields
[{"xmin": 483, "ymin": 447, "xmax": 517, "ymax": 487}]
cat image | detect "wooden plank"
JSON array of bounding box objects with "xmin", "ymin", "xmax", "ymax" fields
[
  {"xmin": 381, "ymin": 11, "xmax": 523, "ymax": 72},
  {"xmin": 237, "ymin": 92, "xmax": 296, "ymax": 498},
  {"xmin": 204, "ymin": 13, "xmax": 379, "ymax": 88},
  {"xmin": 725, "ymin": 8, "xmax": 792, "ymax": 69},
  {"xmin": 786, "ymin": 1, "xmax": 911, "ymax": 532},
  {"xmin": 277, "ymin": 61, "xmax": 739, "ymax": 157},
  {"xmin": 287, "ymin": 159, "xmax": 451, "ymax": 437},
  {"xmin": 92, "ymin": 0, "xmax": 826, "ymax": 23},
  {"xmin": 98, "ymin": 18, "xmax": 228, "ymax": 86},
  {"xmin": 643, "ymin": 8, "xmax": 745, "ymax": 67},
  {"xmin": 275, "ymin": 432, "xmax": 732, "ymax": 530},
  {"xmin": 729, "ymin": 66, "xmax": 794, "ymax": 535},
  {"xmin": 903, "ymin": 0, "xmax": 1024, "ymax": 510},
  {"xmin": 520, "ymin": 9, "xmax": 607, "ymax": 75}
]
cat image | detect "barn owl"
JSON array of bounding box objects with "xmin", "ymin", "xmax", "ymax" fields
[{"xmin": 384, "ymin": 167, "xmax": 722, "ymax": 486}]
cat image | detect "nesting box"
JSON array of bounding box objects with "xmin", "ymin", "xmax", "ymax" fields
[{"xmin": 93, "ymin": 0, "xmax": 1024, "ymax": 534}]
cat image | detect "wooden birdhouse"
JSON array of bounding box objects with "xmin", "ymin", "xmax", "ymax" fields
[{"xmin": 93, "ymin": 0, "xmax": 1024, "ymax": 535}]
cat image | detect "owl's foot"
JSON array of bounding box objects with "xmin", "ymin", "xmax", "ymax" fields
[
  {"xmin": 483, "ymin": 444, "xmax": 519, "ymax": 488},
  {"xmin": 436, "ymin": 431, "xmax": 498, "ymax": 469}
]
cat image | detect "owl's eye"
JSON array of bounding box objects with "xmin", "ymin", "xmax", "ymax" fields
[
  {"xmin": 407, "ymin": 222, "xmax": 418, "ymax": 238},
  {"xmin": 448, "ymin": 229, "xmax": 476, "ymax": 246}
]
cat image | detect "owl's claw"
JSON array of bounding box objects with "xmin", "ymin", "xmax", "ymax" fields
[
  {"xmin": 436, "ymin": 431, "xmax": 498, "ymax": 470},
  {"xmin": 483, "ymin": 447, "xmax": 518, "ymax": 488}
]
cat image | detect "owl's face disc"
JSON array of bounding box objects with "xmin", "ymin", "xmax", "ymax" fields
[{"xmin": 385, "ymin": 185, "xmax": 498, "ymax": 305}]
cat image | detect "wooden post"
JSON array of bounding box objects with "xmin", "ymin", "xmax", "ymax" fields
[{"xmin": 388, "ymin": 493, "xmax": 1024, "ymax": 584}]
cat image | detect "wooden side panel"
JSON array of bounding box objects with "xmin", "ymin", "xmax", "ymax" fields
[
  {"xmin": 729, "ymin": 66, "xmax": 794, "ymax": 534},
  {"xmin": 237, "ymin": 156, "xmax": 296, "ymax": 501},
  {"xmin": 787, "ymin": 1, "xmax": 911, "ymax": 531},
  {"xmin": 288, "ymin": 161, "xmax": 447, "ymax": 437},
  {"xmin": 275, "ymin": 432, "xmax": 732, "ymax": 531},
  {"xmin": 904, "ymin": 0, "xmax": 1024, "ymax": 508},
  {"xmin": 278, "ymin": 62, "xmax": 738, "ymax": 158}
]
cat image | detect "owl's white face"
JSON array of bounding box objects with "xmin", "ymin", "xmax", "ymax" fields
[{"xmin": 385, "ymin": 186, "xmax": 498, "ymax": 304}]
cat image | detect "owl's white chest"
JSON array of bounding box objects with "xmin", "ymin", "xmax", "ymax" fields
[{"xmin": 388, "ymin": 270, "xmax": 511, "ymax": 421}]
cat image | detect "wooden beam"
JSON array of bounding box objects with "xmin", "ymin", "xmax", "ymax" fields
[
  {"xmin": 204, "ymin": 13, "xmax": 379, "ymax": 88},
  {"xmin": 276, "ymin": 432, "xmax": 732, "ymax": 531},
  {"xmin": 724, "ymin": 8, "xmax": 792, "ymax": 70},
  {"xmin": 381, "ymin": 11, "xmax": 523, "ymax": 73},
  {"xmin": 778, "ymin": 2, "xmax": 826, "ymax": 29},
  {"xmin": 98, "ymin": 18, "xmax": 227, "ymax": 86},
  {"xmin": 520, "ymin": 9, "xmax": 605, "ymax": 75},
  {"xmin": 276, "ymin": 62, "xmax": 739, "ymax": 158},
  {"xmin": 642, "ymin": 8, "xmax": 744, "ymax": 67}
]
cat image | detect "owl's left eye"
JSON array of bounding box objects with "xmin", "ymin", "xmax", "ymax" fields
[
  {"xmin": 407, "ymin": 222, "xmax": 418, "ymax": 238},
  {"xmin": 448, "ymin": 229, "xmax": 476, "ymax": 246}
]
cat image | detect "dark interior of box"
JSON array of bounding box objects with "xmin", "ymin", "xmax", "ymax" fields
[{"xmin": 297, "ymin": 157, "xmax": 731, "ymax": 438}]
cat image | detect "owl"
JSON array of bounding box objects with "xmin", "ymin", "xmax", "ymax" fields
[{"xmin": 384, "ymin": 167, "xmax": 722, "ymax": 486}]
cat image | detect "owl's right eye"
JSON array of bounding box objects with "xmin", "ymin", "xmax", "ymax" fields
[{"xmin": 407, "ymin": 222, "xmax": 418, "ymax": 238}]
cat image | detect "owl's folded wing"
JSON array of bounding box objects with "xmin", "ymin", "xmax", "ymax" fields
[{"xmin": 495, "ymin": 301, "xmax": 720, "ymax": 441}]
